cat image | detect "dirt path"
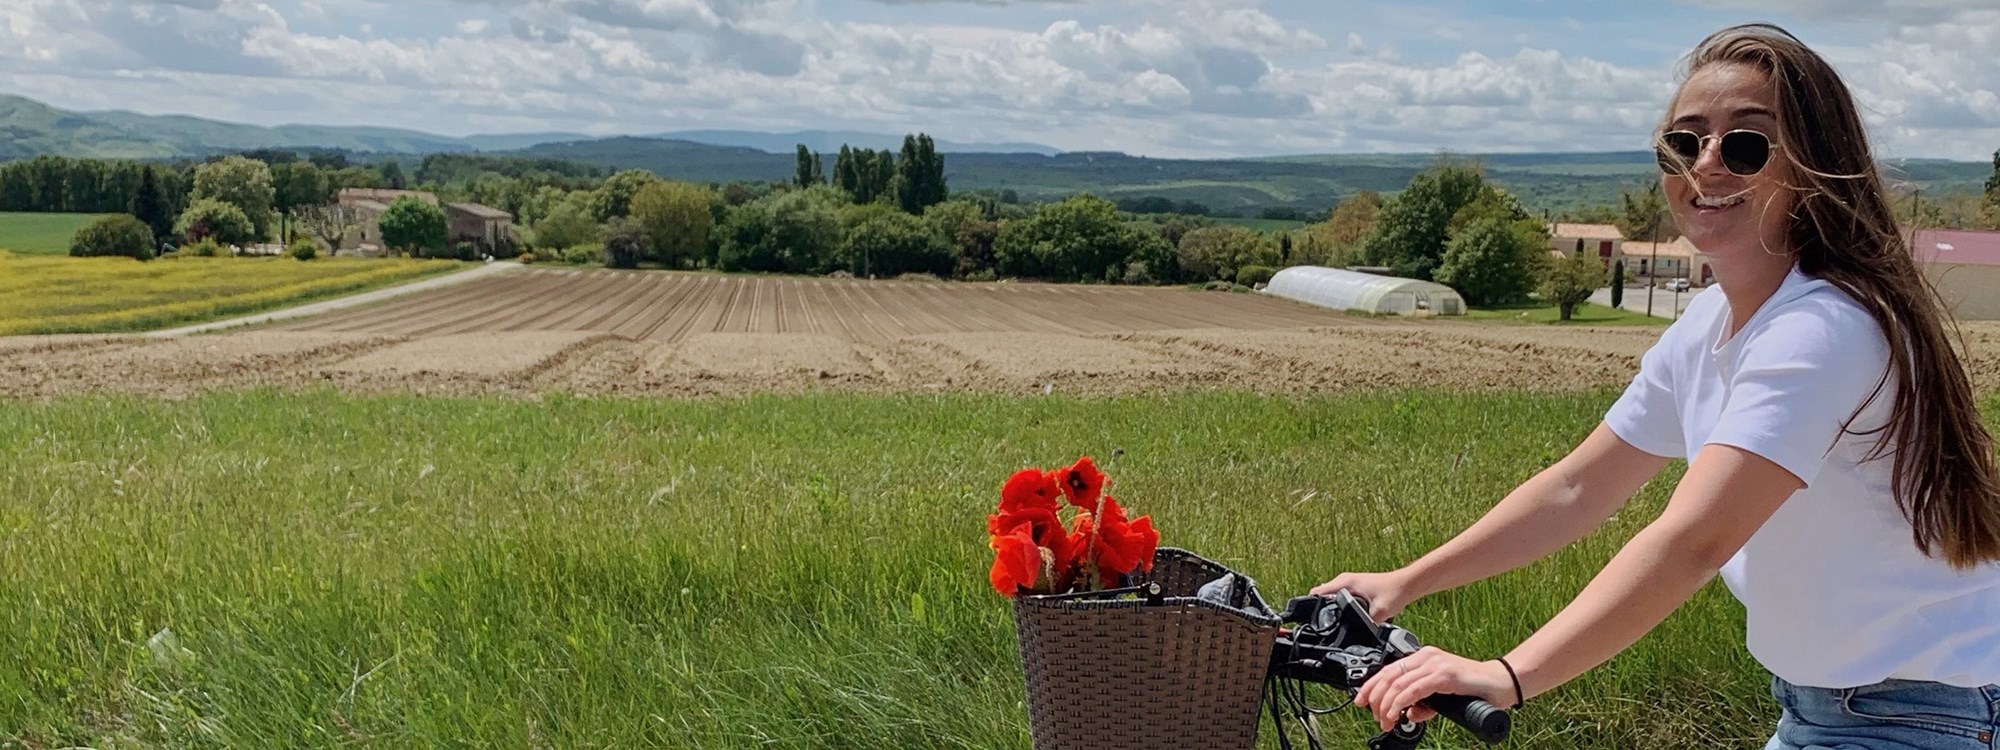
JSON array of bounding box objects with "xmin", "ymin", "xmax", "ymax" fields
[{"xmin": 142, "ymin": 261, "xmax": 518, "ymax": 337}]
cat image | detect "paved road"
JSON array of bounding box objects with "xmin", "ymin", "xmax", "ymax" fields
[
  {"xmin": 1591, "ymin": 283, "xmax": 1702, "ymax": 320},
  {"xmin": 142, "ymin": 261, "xmax": 523, "ymax": 338}
]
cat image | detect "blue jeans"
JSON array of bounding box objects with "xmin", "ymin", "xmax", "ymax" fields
[{"xmin": 1764, "ymin": 674, "xmax": 2000, "ymax": 749}]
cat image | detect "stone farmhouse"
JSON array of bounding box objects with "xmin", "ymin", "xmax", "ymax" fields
[{"xmin": 331, "ymin": 188, "xmax": 515, "ymax": 255}]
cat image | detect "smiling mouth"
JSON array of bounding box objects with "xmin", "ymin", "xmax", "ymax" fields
[{"xmin": 1692, "ymin": 193, "xmax": 1746, "ymax": 211}]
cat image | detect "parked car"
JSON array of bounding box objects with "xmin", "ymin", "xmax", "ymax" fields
[{"xmin": 1664, "ymin": 278, "xmax": 1691, "ymax": 292}]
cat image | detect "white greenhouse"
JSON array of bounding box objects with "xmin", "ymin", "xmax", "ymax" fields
[{"xmin": 1261, "ymin": 266, "xmax": 1467, "ymax": 316}]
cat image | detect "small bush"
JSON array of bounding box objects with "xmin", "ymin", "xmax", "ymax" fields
[
  {"xmin": 1237, "ymin": 265, "xmax": 1277, "ymax": 287},
  {"xmin": 174, "ymin": 198, "xmax": 258, "ymax": 246},
  {"xmin": 288, "ymin": 237, "xmax": 319, "ymax": 261},
  {"xmin": 184, "ymin": 238, "xmax": 227, "ymax": 258},
  {"xmin": 518, "ymin": 252, "xmax": 537, "ymax": 265},
  {"xmin": 964, "ymin": 268, "xmax": 997, "ymax": 282},
  {"xmin": 895, "ymin": 272, "xmax": 942, "ymax": 283},
  {"xmin": 560, "ymin": 244, "xmax": 603, "ymax": 265},
  {"xmin": 69, "ymin": 214, "xmax": 156, "ymax": 261}
]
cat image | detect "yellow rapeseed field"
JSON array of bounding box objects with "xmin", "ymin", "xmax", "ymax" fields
[{"xmin": 0, "ymin": 253, "xmax": 463, "ymax": 335}]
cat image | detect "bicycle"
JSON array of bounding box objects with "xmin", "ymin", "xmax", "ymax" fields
[
  {"xmin": 1011, "ymin": 549, "xmax": 1513, "ymax": 750},
  {"xmin": 1263, "ymin": 588, "xmax": 1513, "ymax": 750}
]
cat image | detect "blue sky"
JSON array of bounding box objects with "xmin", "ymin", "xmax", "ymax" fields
[{"xmin": 3, "ymin": 0, "xmax": 1996, "ymax": 160}]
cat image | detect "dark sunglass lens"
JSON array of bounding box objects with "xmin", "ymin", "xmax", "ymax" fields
[
  {"xmin": 1720, "ymin": 131, "xmax": 1771, "ymax": 175},
  {"xmin": 1657, "ymin": 132, "xmax": 1699, "ymax": 172}
]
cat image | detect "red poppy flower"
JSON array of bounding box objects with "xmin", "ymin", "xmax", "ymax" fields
[
  {"xmin": 1000, "ymin": 468, "xmax": 1062, "ymax": 515},
  {"xmin": 989, "ymin": 527, "xmax": 1043, "ymax": 596},
  {"xmin": 1054, "ymin": 456, "xmax": 1107, "ymax": 511},
  {"xmin": 989, "ymin": 506, "xmax": 1074, "ymax": 585},
  {"xmin": 1082, "ymin": 496, "xmax": 1160, "ymax": 588}
]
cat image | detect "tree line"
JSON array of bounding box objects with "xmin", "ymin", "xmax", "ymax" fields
[{"xmin": 25, "ymin": 140, "xmax": 2000, "ymax": 313}]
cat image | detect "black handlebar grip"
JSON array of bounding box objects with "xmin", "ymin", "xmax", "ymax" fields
[{"xmin": 1422, "ymin": 693, "xmax": 1510, "ymax": 744}]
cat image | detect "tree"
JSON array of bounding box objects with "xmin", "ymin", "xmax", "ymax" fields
[
  {"xmin": 1611, "ymin": 260, "xmax": 1626, "ymax": 308},
  {"xmin": 271, "ymin": 161, "xmax": 329, "ymax": 242},
  {"xmin": 992, "ymin": 194, "xmax": 1141, "ymax": 282},
  {"xmin": 296, "ymin": 204, "xmax": 362, "ymax": 256},
  {"xmin": 69, "ymin": 214, "xmax": 155, "ymax": 260},
  {"xmin": 379, "ymin": 161, "xmax": 408, "ymax": 190},
  {"xmin": 378, "ymin": 196, "xmax": 448, "ymax": 256},
  {"xmin": 1176, "ymin": 226, "xmax": 1279, "ymax": 283},
  {"xmin": 873, "ymin": 151, "xmax": 896, "ymax": 206},
  {"xmin": 602, "ymin": 217, "xmax": 648, "ymax": 269},
  {"xmin": 1540, "ymin": 241, "xmax": 1607, "ymax": 321},
  {"xmin": 1434, "ymin": 215, "xmax": 1544, "ymax": 307},
  {"xmin": 1986, "ymin": 148, "xmax": 1999, "ymax": 198},
  {"xmin": 1363, "ymin": 161, "xmax": 1487, "ymax": 280},
  {"xmin": 836, "ymin": 147, "xmax": 898, "ymax": 205},
  {"xmin": 173, "ymin": 198, "xmax": 258, "ymax": 246},
  {"xmin": 630, "ymin": 180, "xmax": 714, "ymax": 268},
  {"xmin": 794, "ymin": 145, "xmax": 825, "ymax": 188},
  {"xmin": 192, "ymin": 155, "xmax": 276, "ymax": 241},
  {"xmin": 589, "ymin": 169, "xmax": 659, "ymax": 222},
  {"xmin": 716, "ymin": 185, "xmax": 847, "ymax": 274},
  {"xmin": 533, "ymin": 195, "xmax": 600, "ymax": 250},
  {"xmin": 895, "ymin": 133, "xmax": 948, "ymax": 215},
  {"xmin": 132, "ymin": 166, "xmax": 171, "ymax": 242},
  {"xmin": 1297, "ymin": 191, "xmax": 1381, "ymax": 267},
  {"xmin": 1617, "ymin": 183, "xmax": 1675, "ymax": 242},
  {"xmin": 839, "ymin": 208, "xmax": 954, "ymax": 277},
  {"xmin": 1983, "ymin": 149, "xmax": 2000, "ymax": 230},
  {"xmin": 1121, "ymin": 225, "xmax": 1178, "ymax": 284},
  {"xmin": 835, "ymin": 145, "xmax": 858, "ymax": 195},
  {"xmin": 923, "ymin": 199, "xmax": 998, "ymax": 277}
]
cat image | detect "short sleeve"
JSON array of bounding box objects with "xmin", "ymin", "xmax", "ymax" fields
[
  {"xmin": 1703, "ymin": 300, "xmax": 1890, "ymax": 487},
  {"xmin": 1605, "ymin": 332, "xmax": 1687, "ymax": 459}
]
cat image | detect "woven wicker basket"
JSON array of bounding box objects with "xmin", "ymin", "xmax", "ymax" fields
[{"xmin": 1011, "ymin": 548, "xmax": 1281, "ymax": 750}]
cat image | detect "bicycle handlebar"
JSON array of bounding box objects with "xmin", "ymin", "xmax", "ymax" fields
[{"xmin": 1268, "ymin": 590, "xmax": 1511, "ymax": 746}]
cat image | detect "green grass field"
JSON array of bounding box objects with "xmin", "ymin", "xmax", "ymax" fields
[
  {"xmin": 1468, "ymin": 301, "xmax": 1668, "ymax": 326},
  {"xmin": 0, "ymin": 389, "xmax": 1908, "ymax": 749},
  {"xmin": 0, "ymin": 255, "xmax": 463, "ymax": 335},
  {"xmin": 0, "ymin": 211, "xmax": 111, "ymax": 255}
]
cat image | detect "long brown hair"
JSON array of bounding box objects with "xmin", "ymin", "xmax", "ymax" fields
[{"xmin": 1671, "ymin": 24, "xmax": 2000, "ymax": 569}]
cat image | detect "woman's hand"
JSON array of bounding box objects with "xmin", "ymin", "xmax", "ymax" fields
[
  {"xmin": 1352, "ymin": 647, "xmax": 1516, "ymax": 732},
  {"xmin": 1309, "ymin": 570, "xmax": 1420, "ymax": 621}
]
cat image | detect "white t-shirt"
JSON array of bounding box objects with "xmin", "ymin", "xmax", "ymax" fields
[{"xmin": 1604, "ymin": 264, "xmax": 2000, "ymax": 688}]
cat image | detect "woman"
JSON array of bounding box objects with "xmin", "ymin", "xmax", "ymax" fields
[{"xmin": 1318, "ymin": 24, "xmax": 2000, "ymax": 748}]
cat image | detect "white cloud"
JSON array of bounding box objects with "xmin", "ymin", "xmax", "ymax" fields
[{"xmin": 0, "ymin": 0, "xmax": 1992, "ymax": 159}]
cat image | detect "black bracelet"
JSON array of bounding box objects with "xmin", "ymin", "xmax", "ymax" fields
[{"xmin": 1496, "ymin": 657, "xmax": 1525, "ymax": 710}]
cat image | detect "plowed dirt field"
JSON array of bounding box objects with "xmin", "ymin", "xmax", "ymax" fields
[{"xmin": 7, "ymin": 268, "xmax": 1991, "ymax": 398}]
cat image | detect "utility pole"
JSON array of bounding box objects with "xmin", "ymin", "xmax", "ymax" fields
[{"xmin": 1646, "ymin": 220, "xmax": 1658, "ymax": 317}]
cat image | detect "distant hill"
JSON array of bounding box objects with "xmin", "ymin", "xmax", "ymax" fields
[
  {"xmin": 0, "ymin": 94, "xmax": 474, "ymax": 160},
  {"xmin": 3, "ymin": 91, "xmax": 1986, "ymax": 216},
  {"xmin": 0, "ymin": 92, "xmax": 1057, "ymax": 160},
  {"xmin": 495, "ymin": 139, "xmax": 1667, "ymax": 214},
  {"xmin": 462, "ymin": 132, "xmax": 594, "ymax": 151},
  {"xmin": 506, "ymin": 137, "xmax": 797, "ymax": 184},
  {"xmin": 655, "ymin": 129, "xmax": 1060, "ymax": 155}
]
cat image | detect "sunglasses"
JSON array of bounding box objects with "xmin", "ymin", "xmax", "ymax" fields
[{"xmin": 1655, "ymin": 129, "xmax": 1778, "ymax": 177}]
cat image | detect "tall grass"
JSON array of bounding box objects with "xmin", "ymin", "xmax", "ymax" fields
[
  {"xmin": 7, "ymin": 390, "xmax": 1962, "ymax": 749},
  {"xmin": 0, "ymin": 255, "xmax": 462, "ymax": 335}
]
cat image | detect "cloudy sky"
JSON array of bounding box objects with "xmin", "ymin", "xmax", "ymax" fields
[{"xmin": 3, "ymin": 0, "xmax": 1997, "ymax": 160}]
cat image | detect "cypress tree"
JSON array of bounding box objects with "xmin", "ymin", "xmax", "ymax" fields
[{"xmin": 133, "ymin": 165, "xmax": 170, "ymax": 241}]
